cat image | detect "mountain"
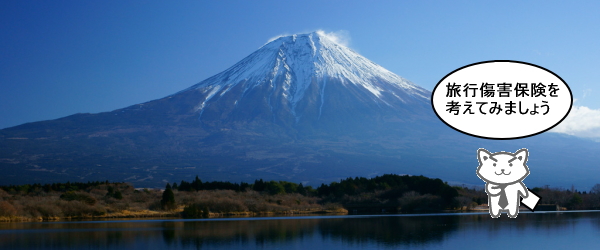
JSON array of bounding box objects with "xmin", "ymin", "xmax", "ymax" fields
[
  {"xmin": 169, "ymin": 31, "xmax": 433, "ymax": 136},
  {"xmin": 1, "ymin": 31, "xmax": 599, "ymax": 190}
]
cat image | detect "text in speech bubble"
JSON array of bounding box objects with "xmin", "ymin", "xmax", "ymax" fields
[{"xmin": 431, "ymin": 60, "xmax": 573, "ymax": 140}]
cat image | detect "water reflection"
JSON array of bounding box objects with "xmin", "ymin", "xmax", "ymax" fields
[
  {"xmin": 319, "ymin": 215, "xmax": 459, "ymax": 246},
  {"xmin": 1, "ymin": 212, "xmax": 600, "ymax": 249}
]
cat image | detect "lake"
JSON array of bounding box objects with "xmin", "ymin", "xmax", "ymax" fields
[{"xmin": 2, "ymin": 211, "xmax": 600, "ymax": 249}]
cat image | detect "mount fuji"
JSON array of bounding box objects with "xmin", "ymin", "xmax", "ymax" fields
[
  {"xmin": 1, "ymin": 31, "xmax": 600, "ymax": 189},
  {"xmin": 173, "ymin": 31, "xmax": 432, "ymax": 136}
]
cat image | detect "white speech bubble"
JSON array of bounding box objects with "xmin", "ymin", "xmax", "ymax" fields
[{"xmin": 431, "ymin": 60, "xmax": 573, "ymax": 140}]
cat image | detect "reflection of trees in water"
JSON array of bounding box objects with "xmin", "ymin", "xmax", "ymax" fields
[
  {"xmin": 162, "ymin": 219, "xmax": 320, "ymax": 248},
  {"xmin": 0, "ymin": 220, "xmax": 157, "ymax": 249},
  {"xmin": 592, "ymin": 214, "xmax": 600, "ymax": 231},
  {"xmin": 3, "ymin": 213, "xmax": 600, "ymax": 249},
  {"xmin": 159, "ymin": 216, "xmax": 460, "ymax": 248},
  {"xmin": 459, "ymin": 212, "xmax": 600, "ymax": 234},
  {"xmin": 163, "ymin": 213, "xmax": 600, "ymax": 248},
  {"xmin": 318, "ymin": 216, "xmax": 459, "ymax": 246},
  {"xmin": 0, "ymin": 219, "xmax": 320, "ymax": 249}
]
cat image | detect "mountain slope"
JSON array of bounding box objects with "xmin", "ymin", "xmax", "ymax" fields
[
  {"xmin": 1, "ymin": 32, "xmax": 599, "ymax": 190},
  {"xmin": 147, "ymin": 31, "xmax": 433, "ymax": 136},
  {"xmin": 188, "ymin": 31, "xmax": 429, "ymax": 118}
]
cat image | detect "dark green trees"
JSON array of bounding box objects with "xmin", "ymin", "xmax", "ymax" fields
[
  {"xmin": 177, "ymin": 176, "xmax": 250, "ymax": 192},
  {"xmin": 106, "ymin": 186, "xmax": 123, "ymax": 200},
  {"xmin": 161, "ymin": 183, "xmax": 176, "ymax": 210},
  {"xmin": 316, "ymin": 174, "xmax": 459, "ymax": 210},
  {"xmin": 181, "ymin": 204, "xmax": 210, "ymax": 218}
]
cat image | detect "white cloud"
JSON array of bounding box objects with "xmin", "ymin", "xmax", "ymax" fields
[
  {"xmin": 550, "ymin": 105, "xmax": 600, "ymax": 138},
  {"xmin": 264, "ymin": 30, "xmax": 352, "ymax": 48},
  {"xmin": 266, "ymin": 33, "xmax": 291, "ymax": 44},
  {"xmin": 315, "ymin": 30, "xmax": 351, "ymax": 47}
]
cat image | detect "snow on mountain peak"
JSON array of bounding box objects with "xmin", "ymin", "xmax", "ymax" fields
[{"xmin": 185, "ymin": 31, "xmax": 430, "ymax": 117}]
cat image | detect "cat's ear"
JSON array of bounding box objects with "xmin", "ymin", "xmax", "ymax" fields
[
  {"xmin": 478, "ymin": 148, "xmax": 492, "ymax": 163},
  {"xmin": 514, "ymin": 148, "xmax": 528, "ymax": 163}
]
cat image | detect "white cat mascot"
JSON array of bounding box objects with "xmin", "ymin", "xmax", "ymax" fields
[{"xmin": 476, "ymin": 148, "xmax": 530, "ymax": 218}]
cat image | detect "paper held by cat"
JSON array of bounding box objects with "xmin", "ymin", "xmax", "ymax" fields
[{"xmin": 521, "ymin": 189, "xmax": 541, "ymax": 211}]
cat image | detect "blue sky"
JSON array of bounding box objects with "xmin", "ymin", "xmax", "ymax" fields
[{"xmin": 2, "ymin": 1, "xmax": 600, "ymax": 137}]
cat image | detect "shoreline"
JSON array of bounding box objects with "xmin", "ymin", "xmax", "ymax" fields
[
  {"xmin": 3, "ymin": 208, "xmax": 591, "ymax": 224},
  {"xmin": 0, "ymin": 208, "xmax": 350, "ymax": 223}
]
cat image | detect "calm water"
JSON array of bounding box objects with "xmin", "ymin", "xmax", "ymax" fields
[{"xmin": 2, "ymin": 211, "xmax": 600, "ymax": 249}]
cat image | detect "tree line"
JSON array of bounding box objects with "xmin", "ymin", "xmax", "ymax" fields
[
  {"xmin": 165, "ymin": 174, "xmax": 459, "ymax": 214},
  {"xmin": 5, "ymin": 174, "xmax": 600, "ymax": 221},
  {"xmin": 0, "ymin": 174, "xmax": 473, "ymax": 214},
  {"xmin": 173, "ymin": 176, "xmax": 314, "ymax": 195}
]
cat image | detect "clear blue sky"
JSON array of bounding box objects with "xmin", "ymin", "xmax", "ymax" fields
[{"xmin": 2, "ymin": 1, "xmax": 600, "ymax": 134}]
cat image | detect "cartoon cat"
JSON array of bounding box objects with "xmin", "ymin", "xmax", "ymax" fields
[{"xmin": 476, "ymin": 148, "xmax": 529, "ymax": 218}]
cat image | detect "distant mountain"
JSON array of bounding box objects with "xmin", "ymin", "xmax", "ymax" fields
[
  {"xmin": 1, "ymin": 31, "xmax": 599, "ymax": 190},
  {"xmin": 174, "ymin": 31, "xmax": 433, "ymax": 137}
]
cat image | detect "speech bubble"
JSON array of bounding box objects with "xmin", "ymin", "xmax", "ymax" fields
[{"xmin": 431, "ymin": 60, "xmax": 573, "ymax": 140}]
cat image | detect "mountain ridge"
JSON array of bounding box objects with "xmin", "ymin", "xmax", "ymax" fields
[{"xmin": 1, "ymin": 32, "xmax": 599, "ymax": 190}]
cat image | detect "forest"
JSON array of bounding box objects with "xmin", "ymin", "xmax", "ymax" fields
[{"xmin": 1, "ymin": 174, "xmax": 599, "ymax": 221}]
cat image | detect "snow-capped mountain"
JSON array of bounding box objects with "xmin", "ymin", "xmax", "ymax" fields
[
  {"xmin": 186, "ymin": 31, "xmax": 428, "ymax": 118},
  {"xmin": 107, "ymin": 31, "xmax": 436, "ymax": 140},
  {"xmin": 1, "ymin": 32, "xmax": 600, "ymax": 190},
  {"xmin": 0, "ymin": 31, "xmax": 441, "ymax": 187},
  {"xmin": 144, "ymin": 31, "xmax": 434, "ymax": 136}
]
